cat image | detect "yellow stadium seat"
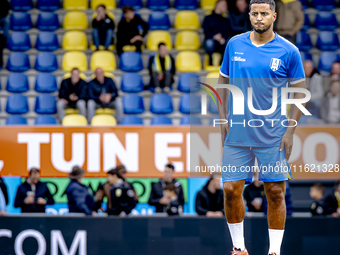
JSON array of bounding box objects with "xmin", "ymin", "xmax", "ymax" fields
[
  {"xmin": 204, "ymin": 53, "xmax": 221, "ymax": 72},
  {"xmin": 62, "ymin": 114, "xmax": 87, "ymax": 126},
  {"xmin": 63, "ymin": 72, "xmax": 87, "ymax": 80},
  {"xmin": 62, "ymin": 51, "xmax": 88, "ymax": 72},
  {"xmin": 91, "ymin": 72, "xmax": 115, "ymax": 79},
  {"xmin": 62, "ymin": 31, "xmax": 88, "ymax": 51},
  {"xmin": 174, "ymin": 11, "xmax": 200, "ymax": 31},
  {"xmin": 90, "ymin": 44, "xmax": 115, "ymax": 51},
  {"xmin": 90, "ymin": 51, "xmax": 116, "ymax": 72},
  {"xmin": 175, "ymin": 31, "xmax": 200, "ymax": 51},
  {"xmin": 91, "ymin": 0, "xmax": 115, "ymax": 10},
  {"xmin": 205, "ymin": 72, "xmax": 220, "ymax": 87},
  {"xmin": 91, "ymin": 115, "xmax": 117, "ymax": 126},
  {"xmin": 176, "ymin": 51, "xmax": 202, "ymax": 72},
  {"xmin": 95, "ymin": 108, "xmax": 116, "ymax": 115},
  {"xmin": 63, "ymin": 0, "xmax": 87, "ymax": 10},
  {"xmin": 65, "ymin": 108, "xmax": 79, "ymax": 115},
  {"xmin": 201, "ymin": 0, "xmax": 218, "ymax": 11},
  {"xmin": 122, "ymin": 45, "xmax": 137, "ymax": 51},
  {"xmin": 63, "ymin": 11, "xmax": 88, "ymax": 31},
  {"xmin": 147, "ymin": 31, "xmax": 172, "ymax": 51}
]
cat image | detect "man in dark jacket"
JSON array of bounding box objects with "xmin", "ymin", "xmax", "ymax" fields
[
  {"xmin": 57, "ymin": 68, "xmax": 87, "ymax": 122},
  {"xmin": 229, "ymin": 0, "xmax": 252, "ymax": 37},
  {"xmin": 14, "ymin": 168, "xmax": 54, "ymax": 213},
  {"xmin": 148, "ymin": 163, "xmax": 185, "ymax": 213},
  {"xmin": 309, "ymin": 183, "xmax": 325, "ymax": 216},
  {"xmin": 195, "ymin": 174, "xmax": 224, "ymax": 216},
  {"xmin": 116, "ymin": 6, "xmax": 149, "ymax": 55},
  {"xmin": 323, "ymin": 180, "xmax": 340, "ymax": 217},
  {"xmin": 0, "ymin": 176, "xmax": 8, "ymax": 205},
  {"xmin": 164, "ymin": 183, "xmax": 182, "ymax": 216},
  {"xmin": 92, "ymin": 4, "xmax": 115, "ymax": 50},
  {"xmin": 0, "ymin": 0, "xmax": 10, "ymax": 40}
]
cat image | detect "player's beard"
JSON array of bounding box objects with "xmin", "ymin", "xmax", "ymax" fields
[{"xmin": 253, "ymin": 23, "xmax": 272, "ymax": 34}]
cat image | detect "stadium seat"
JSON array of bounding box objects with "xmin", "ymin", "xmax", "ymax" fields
[
  {"xmin": 174, "ymin": 0, "xmax": 197, "ymax": 10},
  {"xmin": 174, "ymin": 11, "xmax": 200, "ymax": 30},
  {"xmin": 176, "ymin": 51, "xmax": 202, "ymax": 72},
  {"xmin": 10, "ymin": 12, "xmax": 32, "ymax": 31},
  {"xmin": 91, "ymin": 0, "xmax": 116, "ymax": 10},
  {"xmin": 180, "ymin": 115, "xmax": 202, "ymax": 125},
  {"xmin": 201, "ymin": 0, "xmax": 218, "ymax": 11},
  {"xmin": 120, "ymin": 0, "xmax": 143, "ymax": 10},
  {"xmin": 119, "ymin": 52, "xmax": 143, "ymax": 72},
  {"xmin": 63, "ymin": 11, "xmax": 88, "ymax": 31},
  {"xmin": 62, "ymin": 51, "xmax": 88, "ymax": 72},
  {"xmin": 7, "ymin": 32, "xmax": 31, "ymax": 51},
  {"xmin": 6, "ymin": 116, "xmax": 28, "ymax": 125},
  {"xmin": 34, "ymin": 73, "xmax": 58, "ymax": 93},
  {"xmin": 315, "ymin": 12, "xmax": 338, "ymax": 31},
  {"xmin": 295, "ymin": 31, "xmax": 313, "ymax": 51},
  {"xmin": 120, "ymin": 73, "xmax": 144, "ymax": 92},
  {"xmin": 121, "ymin": 116, "xmax": 144, "ymax": 125},
  {"xmin": 64, "ymin": 0, "xmax": 88, "ymax": 10},
  {"xmin": 10, "ymin": 0, "xmax": 33, "ymax": 11},
  {"xmin": 205, "ymin": 71, "xmax": 219, "ymax": 87},
  {"xmin": 175, "ymin": 31, "xmax": 200, "ymax": 51},
  {"xmin": 300, "ymin": 0, "xmax": 309, "ymax": 9},
  {"xmin": 300, "ymin": 51, "xmax": 313, "ymax": 62},
  {"xmin": 35, "ymin": 115, "xmax": 58, "ymax": 125},
  {"xmin": 6, "ymin": 94, "xmax": 29, "ymax": 114},
  {"xmin": 208, "ymin": 96, "xmax": 218, "ymax": 114},
  {"xmin": 150, "ymin": 115, "xmax": 172, "ymax": 125},
  {"xmin": 90, "ymin": 51, "xmax": 116, "ymax": 72},
  {"xmin": 316, "ymin": 31, "xmax": 340, "ymax": 51},
  {"xmin": 150, "ymin": 94, "xmax": 173, "ymax": 114},
  {"xmin": 318, "ymin": 52, "xmax": 340, "ymax": 72},
  {"xmin": 122, "ymin": 94, "xmax": 145, "ymax": 114},
  {"xmin": 62, "ymin": 31, "xmax": 88, "ymax": 51},
  {"xmin": 35, "ymin": 94, "xmax": 57, "ymax": 114},
  {"xmin": 91, "ymin": 115, "xmax": 117, "ymax": 126},
  {"xmin": 209, "ymin": 115, "xmax": 220, "ymax": 125},
  {"xmin": 6, "ymin": 73, "xmax": 29, "ymax": 93},
  {"xmin": 147, "ymin": 31, "xmax": 172, "ymax": 51},
  {"xmin": 62, "ymin": 114, "xmax": 87, "ymax": 126},
  {"xmin": 146, "ymin": 0, "xmax": 170, "ymax": 10},
  {"xmin": 148, "ymin": 12, "xmax": 171, "ymax": 30},
  {"xmin": 6, "ymin": 53, "xmax": 30, "ymax": 72},
  {"xmin": 35, "ymin": 32, "xmax": 59, "ymax": 51},
  {"xmin": 37, "ymin": 0, "xmax": 60, "ymax": 11},
  {"xmin": 179, "ymin": 94, "xmax": 201, "ymax": 114},
  {"xmin": 36, "ymin": 12, "xmax": 59, "ymax": 31},
  {"xmin": 312, "ymin": 0, "xmax": 336, "ymax": 10},
  {"xmin": 34, "ymin": 52, "xmax": 58, "ymax": 72},
  {"xmin": 204, "ymin": 53, "xmax": 221, "ymax": 72},
  {"xmin": 302, "ymin": 13, "xmax": 311, "ymax": 30},
  {"xmin": 177, "ymin": 73, "xmax": 200, "ymax": 93}
]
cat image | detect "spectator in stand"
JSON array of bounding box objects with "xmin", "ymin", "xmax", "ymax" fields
[
  {"xmin": 95, "ymin": 169, "xmax": 115, "ymax": 212},
  {"xmin": 0, "ymin": 175, "xmax": 8, "ymax": 206},
  {"xmin": 229, "ymin": 0, "xmax": 252, "ymax": 37},
  {"xmin": 203, "ymin": 0, "xmax": 230, "ymax": 66},
  {"xmin": 92, "ymin": 5, "xmax": 115, "ymax": 51},
  {"xmin": 148, "ymin": 163, "xmax": 185, "ymax": 213},
  {"xmin": 116, "ymin": 165, "xmax": 139, "ymax": 202},
  {"xmin": 148, "ymin": 43, "xmax": 176, "ymax": 94},
  {"xmin": 321, "ymin": 80, "xmax": 340, "ymax": 124},
  {"xmin": 323, "ymin": 180, "xmax": 340, "ymax": 217},
  {"xmin": 195, "ymin": 173, "xmax": 224, "ymax": 217},
  {"xmin": 65, "ymin": 166, "xmax": 97, "ymax": 216},
  {"xmin": 14, "ymin": 168, "xmax": 54, "ymax": 213},
  {"xmin": 57, "ymin": 68, "xmax": 87, "ymax": 122},
  {"xmin": 0, "ymin": 0, "xmax": 10, "ymax": 41},
  {"xmin": 275, "ymin": 0, "xmax": 304, "ymax": 44},
  {"xmin": 324, "ymin": 62, "xmax": 340, "ymax": 92},
  {"xmin": 116, "ymin": 6, "xmax": 149, "ymax": 56},
  {"xmin": 164, "ymin": 183, "xmax": 182, "ymax": 216},
  {"xmin": 310, "ymin": 183, "xmax": 325, "ymax": 216},
  {"xmin": 303, "ymin": 60, "xmax": 324, "ymax": 107},
  {"xmin": 0, "ymin": 187, "xmax": 6, "ymax": 216},
  {"xmin": 243, "ymin": 171, "xmax": 265, "ymax": 212}
]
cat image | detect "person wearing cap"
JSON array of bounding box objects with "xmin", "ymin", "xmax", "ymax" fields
[
  {"xmin": 116, "ymin": 165, "xmax": 139, "ymax": 202},
  {"xmin": 65, "ymin": 166, "xmax": 96, "ymax": 216}
]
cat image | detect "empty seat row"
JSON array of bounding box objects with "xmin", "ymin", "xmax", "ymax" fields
[
  {"xmin": 4, "ymin": 94, "xmax": 56, "ymax": 114},
  {"xmin": 301, "ymin": 0, "xmax": 338, "ymax": 10},
  {"xmin": 6, "ymin": 115, "xmax": 58, "ymax": 125},
  {"xmin": 296, "ymin": 31, "xmax": 340, "ymax": 51},
  {"xmin": 121, "ymin": 115, "xmax": 204, "ymax": 126},
  {"xmin": 303, "ymin": 12, "xmax": 339, "ymax": 31}
]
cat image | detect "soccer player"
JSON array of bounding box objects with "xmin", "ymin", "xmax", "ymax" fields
[{"xmin": 217, "ymin": 0, "xmax": 307, "ymax": 254}]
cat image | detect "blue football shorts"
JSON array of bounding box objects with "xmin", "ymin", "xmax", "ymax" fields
[{"xmin": 222, "ymin": 145, "xmax": 292, "ymax": 184}]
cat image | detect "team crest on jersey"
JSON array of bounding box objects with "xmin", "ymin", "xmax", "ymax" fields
[{"xmin": 270, "ymin": 58, "xmax": 281, "ymax": 71}]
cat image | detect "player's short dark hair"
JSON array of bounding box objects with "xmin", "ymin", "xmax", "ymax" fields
[
  {"xmin": 123, "ymin": 6, "xmax": 134, "ymax": 14},
  {"xmin": 96, "ymin": 4, "xmax": 106, "ymax": 9},
  {"xmin": 158, "ymin": 42, "xmax": 166, "ymax": 49},
  {"xmin": 311, "ymin": 183, "xmax": 324, "ymax": 193},
  {"xmin": 249, "ymin": 0, "xmax": 275, "ymax": 11},
  {"xmin": 164, "ymin": 183, "xmax": 176, "ymax": 193},
  {"xmin": 165, "ymin": 163, "xmax": 175, "ymax": 171},
  {"xmin": 29, "ymin": 167, "xmax": 40, "ymax": 176}
]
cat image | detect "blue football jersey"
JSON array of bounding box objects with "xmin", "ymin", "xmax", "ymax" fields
[{"xmin": 220, "ymin": 32, "xmax": 305, "ymax": 147}]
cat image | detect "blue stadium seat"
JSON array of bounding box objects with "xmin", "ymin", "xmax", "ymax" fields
[
  {"xmin": 177, "ymin": 73, "xmax": 200, "ymax": 93},
  {"xmin": 35, "ymin": 115, "xmax": 58, "ymax": 125},
  {"xmin": 6, "ymin": 73, "xmax": 29, "ymax": 93},
  {"xmin": 208, "ymin": 96, "xmax": 218, "ymax": 114},
  {"xmin": 34, "ymin": 52, "xmax": 58, "ymax": 72},
  {"xmin": 35, "ymin": 94, "xmax": 57, "ymax": 114},
  {"xmin": 121, "ymin": 116, "xmax": 144, "ymax": 125},
  {"xmin": 312, "ymin": 0, "xmax": 336, "ymax": 10},
  {"xmin": 35, "ymin": 73, "xmax": 58, "ymax": 93},
  {"xmin": 300, "ymin": 0, "xmax": 309, "ymax": 9},
  {"xmin": 148, "ymin": 12, "xmax": 171, "ymax": 30},
  {"xmin": 179, "ymin": 94, "xmax": 201, "ymax": 114},
  {"xmin": 37, "ymin": 0, "xmax": 60, "ymax": 11},
  {"xmin": 315, "ymin": 12, "xmax": 338, "ymax": 31},
  {"xmin": 6, "ymin": 94, "xmax": 29, "ymax": 114},
  {"xmin": 318, "ymin": 52, "xmax": 340, "ymax": 72},
  {"xmin": 10, "ymin": 12, "xmax": 32, "ymax": 31},
  {"xmin": 10, "ymin": 0, "xmax": 33, "ymax": 11},
  {"xmin": 36, "ymin": 12, "xmax": 60, "ymax": 31},
  {"xmin": 174, "ymin": 0, "xmax": 197, "ymax": 10},
  {"xmin": 302, "ymin": 13, "xmax": 311, "ymax": 30},
  {"xmin": 147, "ymin": 0, "xmax": 170, "ymax": 10},
  {"xmin": 180, "ymin": 115, "xmax": 202, "ymax": 125},
  {"xmin": 150, "ymin": 115, "xmax": 172, "ymax": 125},
  {"xmin": 296, "ymin": 31, "xmax": 313, "ymax": 51},
  {"xmin": 6, "ymin": 116, "xmax": 28, "ymax": 125},
  {"xmin": 119, "ymin": 52, "xmax": 143, "ymax": 72},
  {"xmin": 6, "ymin": 52, "xmax": 30, "ymax": 72},
  {"xmin": 316, "ymin": 32, "xmax": 340, "ymax": 51},
  {"xmin": 123, "ymin": 94, "xmax": 145, "ymax": 114},
  {"xmin": 120, "ymin": 73, "xmax": 144, "ymax": 92},
  {"xmin": 120, "ymin": 0, "xmax": 143, "ymax": 10},
  {"xmin": 35, "ymin": 32, "xmax": 59, "ymax": 51},
  {"xmin": 150, "ymin": 94, "xmax": 174, "ymax": 114},
  {"xmin": 7, "ymin": 32, "xmax": 31, "ymax": 51},
  {"xmin": 300, "ymin": 51, "xmax": 313, "ymax": 62}
]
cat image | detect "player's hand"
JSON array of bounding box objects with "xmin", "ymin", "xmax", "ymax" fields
[
  {"xmin": 220, "ymin": 123, "xmax": 229, "ymax": 147},
  {"xmin": 280, "ymin": 131, "xmax": 294, "ymax": 160}
]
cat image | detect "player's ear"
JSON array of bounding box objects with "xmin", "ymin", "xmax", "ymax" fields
[{"xmin": 273, "ymin": 12, "xmax": 277, "ymax": 22}]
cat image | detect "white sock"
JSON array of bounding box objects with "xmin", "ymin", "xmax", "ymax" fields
[
  {"xmin": 227, "ymin": 221, "xmax": 245, "ymax": 251},
  {"xmin": 268, "ymin": 229, "xmax": 284, "ymax": 255}
]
